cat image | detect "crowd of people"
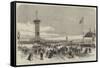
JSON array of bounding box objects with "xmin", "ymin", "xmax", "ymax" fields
[{"xmin": 18, "ymin": 41, "xmax": 95, "ymax": 61}]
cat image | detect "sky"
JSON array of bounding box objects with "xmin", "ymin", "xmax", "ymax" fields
[{"xmin": 16, "ymin": 3, "xmax": 96, "ymax": 40}]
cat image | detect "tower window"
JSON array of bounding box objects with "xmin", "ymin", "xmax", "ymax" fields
[{"xmin": 37, "ymin": 32, "xmax": 40, "ymax": 36}]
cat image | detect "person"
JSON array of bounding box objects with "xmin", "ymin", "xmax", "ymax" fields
[
  {"xmin": 27, "ymin": 52, "xmax": 33, "ymax": 61},
  {"xmin": 89, "ymin": 47, "xmax": 92, "ymax": 53},
  {"xmin": 17, "ymin": 31, "xmax": 22, "ymax": 46},
  {"xmin": 68, "ymin": 50, "xmax": 74, "ymax": 58},
  {"xmin": 40, "ymin": 52, "xmax": 43, "ymax": 60},
  {"xmin": 48, "ymin": 50, "xmax": 53, "ymax": 58},
  {"xmin": 84, "ymin": 48, "xmax": 88, "ymax": 54},
  {"xmin": 39, "ymin": 48, "xmax": 45, "ymax": 60},
  {"xmin": 17, "ymin": 31, "xmax": 20, "ymax": 40}
]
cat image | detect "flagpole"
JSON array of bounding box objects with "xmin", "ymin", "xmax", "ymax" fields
[
  {"xmin": 79, "ymin": 17, "xmax": 84, "ymax": 43},
  {"xmin": 82, "ymin": 21, "xmax": 84, "ymax": 43}
]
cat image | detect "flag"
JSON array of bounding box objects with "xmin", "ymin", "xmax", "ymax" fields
[{"xmin": 79, "ymin": 17, "xmax": 84, "ymax": 24}]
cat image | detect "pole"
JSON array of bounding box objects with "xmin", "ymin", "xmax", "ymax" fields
[{"xmin": 82, "ymin": 21, "xmax": 84, "ymax": 43}]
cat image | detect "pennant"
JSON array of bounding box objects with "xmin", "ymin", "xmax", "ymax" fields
[{"xmin": 79, "ymin": 17, "xmax": 84, "ymax": 24}]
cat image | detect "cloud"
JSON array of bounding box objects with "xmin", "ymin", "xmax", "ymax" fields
[
  {"xmin": 40, "ymin": 26, "xmax": 55, "ymax": 32},
  {"xmin": 43, "ymin": 36, "xmax": 66, "ymax": 40},
  {"xmin": 40, "ymin": 32, "xmax": 59, "ymax": 38},
  {"xmin": 17, "ymin": 22, "xmax": 55, "ymax": 32},
  {"xmin": 17, "ymin": 22, "xmax": 35, "ymax": 32},
  {"xmin": 17, "ymin": 22, "xmax": 60, "ymax": 38},
  {"xmin": 17, "ymin": 22, "xmax": 84, "ymax": 40}
]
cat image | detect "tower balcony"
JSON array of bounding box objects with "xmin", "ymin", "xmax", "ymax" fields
[{"xmin": 34, "ymin": 19, "xmax": 40, "ymax": 24}]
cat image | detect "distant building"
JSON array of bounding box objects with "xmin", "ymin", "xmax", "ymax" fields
[
  {"xmin": 84, "ymin": 31, "xmax": 95, "ymax": 37},
  {"xmin": 84, "ymin": 29, "xmax": 95, "ymax": 43}
]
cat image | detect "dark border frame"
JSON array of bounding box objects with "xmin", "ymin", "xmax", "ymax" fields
[{"xmin": 10, "ymin": 1, "xmax": 98, "ymax": 67}]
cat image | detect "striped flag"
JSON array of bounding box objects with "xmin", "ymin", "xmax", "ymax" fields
[{"xmin": 79, "ymin": 17, "xmax": 84, "ymax": 24}]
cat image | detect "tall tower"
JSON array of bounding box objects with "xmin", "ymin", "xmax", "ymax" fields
[{"xmin": 33, "ymin": 10, "xmax": 40, "ymax": 42}]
